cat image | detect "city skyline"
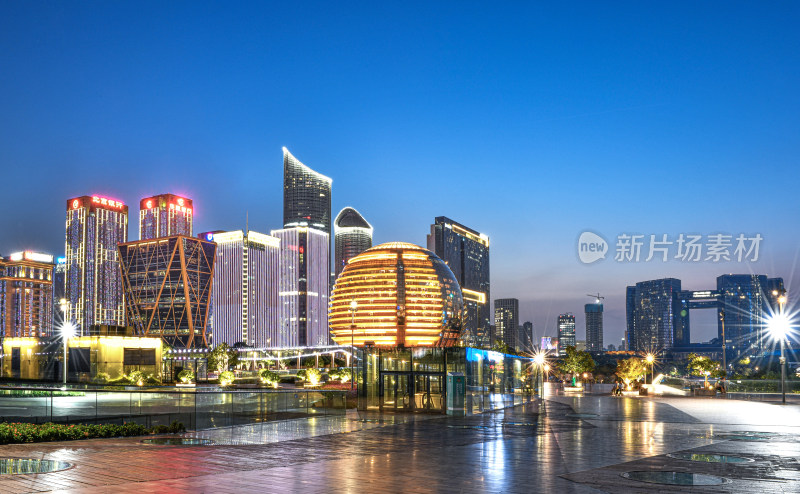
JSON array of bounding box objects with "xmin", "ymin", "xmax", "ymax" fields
[{"xmin": 1, "ymin": 3, "xmax": 798, "ymax": 346}]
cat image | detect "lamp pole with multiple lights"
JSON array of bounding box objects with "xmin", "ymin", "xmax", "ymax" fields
[{"xmin": 349, "ymin": 300, "xmax": 358, "ymax": 390}]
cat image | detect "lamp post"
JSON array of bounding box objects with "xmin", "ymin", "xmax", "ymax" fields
[
  {"xmin": 770, "ymin": 289, "xmax": 788, "ymax": 404},
  {"xmin": 645, "ymin": 353, "xmax": 655, "ymax": 386},
  {"xmin": 61, "ymin": 322, "xmax": 75, "ymax": 385},
  {"xmin": 533, "ymin": 352, "xmax": 546, "ymax": 397},
  {"xmin": 349, "ymin": 300, "xmax": 358, "ymax": 390}
]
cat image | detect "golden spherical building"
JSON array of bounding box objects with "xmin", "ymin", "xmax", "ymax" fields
[{"xmin": 330, "ymin": 242, "xmax": 463, "ymax": 347}]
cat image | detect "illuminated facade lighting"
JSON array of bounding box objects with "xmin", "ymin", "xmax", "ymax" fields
[
  {"xmin": 65, "ymin": 196, "xmax": 128, "ymax": 335},
  {"xmin": 494, "ymin": 298, "xmax": 519, "ymax": 351},
  {"xmin": 271, "ymin": 227, "xmax": 329, "ymax": 347},
  {"xmin": 558, "ymin": 313, "xmax": 576, "ymax": 356},
  {"xmin": 118, "ymin": 235, "xmax": 215, "ymax": 348},
  {"xmin": 139, "ymin": 193, "xmax": 193, "ymax": 240},
  {"xmin": 428, "ymin": 216, "xmax": 490, "ymax": 348},
  {"xmin": 334, "ymin": 207, "xmax": 372, "ymax": 278},
  {"xmin": 211, "ymin": 230, "xmax": 280, "ymax": 348},
  {"xmin": 329, "ymin": 242, "xmax": 464, "ymax": 348},
  {"xmin": 0, "ymin": 253, "xmax": 54, "ymax": 338}
]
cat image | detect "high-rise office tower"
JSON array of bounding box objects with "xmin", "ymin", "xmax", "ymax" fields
[
  {"xmin": 283, "ymin": 147, "xmax": 332, "ymax": 235},
  {"xmin": 0, "ymin": 252, "xmax": 54, "ymax": 338},
  {"xmin": 52, "ymin": 256, "xmax": 66, "ymax": 324},
  {"xmin": 626, "ymin": 278, "xmax": 681, "ymax": 352},
  {"xmin": 334, "ymin": 207, "xmax": 372, "ymax": 277},
  {"xmin": 65, "ymin": 195, "xmax": 128, "ymax": 334},
  {"xmin": 118, "ymin": 235, "xmax": 215, "ymax": 348},
  {"xmin": 210, "ymin": 230, "xmax": 280, "ymax": 348},
  {"xmin": 557, "ymin": 314, "xmax": 576, "ymax": 355},
  {"xmin": 717, "ymin": 274, "xmax": 784, "ymax": 357},
  {"xmin": 139, "ymin": 194, "xmax": 193, "ymax": 240},
  {"xmin": 585, "ymin": 302, "xmax": 604, "ymax": 352},
  {"xmin": 494, "ymin": 298, "xmax": 519, "ymax": 350},
  {"xmin": 428, "ymin": 217, "xmax": 490, "ymax": 347},
  {"xmin": 271, "ymin": 227, "xmax": 329, "ymax": 347},
  {"xmin": 519, "ymin": 321, "xmax": 534, "ymax": 352}
]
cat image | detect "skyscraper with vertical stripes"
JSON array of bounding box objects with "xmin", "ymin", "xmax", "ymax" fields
[
  {"xmin": 65, "ymin": 195, "xmax": 128, "ymax": 335},
  {"xmin": 209, "ymin": 230, "xmax": 280, "ymax": 348},
  {"xmin": 271, "ymin": 227, "xmax": 329, "ymax": 347},
  {"xmin": 139, "ymin": 194, "xmax": 193, "ymax": 240}
]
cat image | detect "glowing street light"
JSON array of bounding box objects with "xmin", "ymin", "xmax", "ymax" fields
[
  {"xmin": 768, "ymin": 288, "xmax": 790, "ymax": 404},
  {"xmin": 60, "ymin": 322, "xmax": 76, "ymax": 385},
  {"xmin": 645, "ymin": 353, "xmax": 655, "ymax": 385}
]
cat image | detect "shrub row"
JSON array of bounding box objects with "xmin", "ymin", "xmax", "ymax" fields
[{"xmin": 0, "ymin": 420, "xmax": 185, "ymax": 445}]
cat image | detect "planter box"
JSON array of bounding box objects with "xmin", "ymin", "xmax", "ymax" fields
[{"xmin": 693, "ymin": 388, "xmax": 716, "ymax": 397}]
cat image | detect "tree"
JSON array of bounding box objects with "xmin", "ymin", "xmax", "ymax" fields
[
  {"xmin": 615, "ymin": 358, "xmax": 646, "ymax": 385},
  {"xmin": 208, "ymin": 343, "xmax": 240, "ymax": 373},
  {"xmin": 559, "ymin": 346, "xmax": 596, "ymax": 381},
  {"xmin": 687, "ymin": 353, "xmax": 724, "ymax": 385}
]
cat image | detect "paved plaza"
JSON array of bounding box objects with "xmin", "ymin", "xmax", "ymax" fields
[{"xmin": 0, "ymin": 394, "xmax": 798, "ymax": 493}]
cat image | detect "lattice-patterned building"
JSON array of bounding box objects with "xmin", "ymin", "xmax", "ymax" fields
[{"xmin": 118, "ymin": 235, "xmax": 215, "ymax": 348}]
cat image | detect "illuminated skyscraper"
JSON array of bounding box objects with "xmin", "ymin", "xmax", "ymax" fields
[
  {"xmin": 557, "ymin": 313, "xmax": 576, "ymax": 355},
  {"xmin": 626, "ymin": 278, "xmax": 681, "ymax": 352},
  {"xmin": 65, "ymin": 195, "xmax": 128, "ymax": 334},
  {"xmin": 118, "ymin": 235, "xmax": 215, "ymax": 348},
  {"xmin": 52, "ymin": 256, "xmax": 66, "ymax": 323},
  {"xmin": 210, "ymin": 230, "xmax": 280, "ymax": 348},
  {"xmin": 494, "ymin": 298, "xmax": 519, "ymax": 350},
  {"xmin": 283, "ymin": 147, "xmax": 332, "ymax": 235},
  {"xmin": 428, "ymin": 217, "xmax": 490, "ymax": 347},
  {"xmin": 0, "ymin": 252, "xmax": 54, "ymax": 338},
  {"xmin": 585, "ymin": 302, "xmax": 604, "ymax": 352},
  {"xmin": 139, "ymin": 194, "xmax": 193, "ymax": 240},
  {"xmin": 334, "ymin": 207, "xmax": 372, "ymax": 277},
  {"xmin": 271, "ymin": 227, "xmax": 329, "ymax": 347}
]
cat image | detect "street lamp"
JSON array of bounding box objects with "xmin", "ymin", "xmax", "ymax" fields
[
  {"xmin": 645, "ymin": 353, "xmax": 655, "ymax": 385},
  {"xmin": 60, "ymin": 322, "xmax": 76, "ymax": 385},
  {"xmin": 349, "ymin": 300, "xmax": 358, "ymax": 390},
  {"xmin": 768, "ymin": 289, "xmax": 789, "ymax": 404},
  {"xmin": 533, "ymin": 352, "xmax": 546, "ymax": 396}
]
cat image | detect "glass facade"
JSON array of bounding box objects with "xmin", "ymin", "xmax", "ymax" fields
[
  {"xmin": 282, "ymin": 147, "xmax": 332, "ymax": 235},
  {"xmin": 494, "ymin": 298, "xmax": 519, "ymax": 351},
  {"xmin": 330, "ymin": 242, "xmax": 463, "ymax": 348},
  {"xmin": 65, "ymin": 196, "xmax": 128, "ymax": 335},
  {"xmin": 334, "ymin": 207, "xmax": 373, "ymax": 278},
  {"xmin": 717, "ymin": 274, "xmax": 784, "ymax": 357},
  {"xmin": 557, "ymin": 313, "xmax": 576, "ymax": 355},
  {"xmin": 428, "ymin": 217, "xmax": 490, "ymax": 348},
  {"xmin": 358, "ymin": 347, "xmax": 532, "ymax": 414},
  {"xmin": 626, "ymin": 278, "xmax": 681, "ymax": 352},
  {"xmin": 118, "ymin": 235, "xmax": 215, "ymax": 348},
  {"xmin": 584, "ymin": 303, "xmax": 603, "ymax": 352},
  {"xmin": 139, "ymin": 194, "xmax": 193, "ymax": 240}
]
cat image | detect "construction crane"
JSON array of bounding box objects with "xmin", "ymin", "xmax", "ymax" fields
[{"xmin": 587, "ymin": 293, "xmax": 605, "ymax": 304}]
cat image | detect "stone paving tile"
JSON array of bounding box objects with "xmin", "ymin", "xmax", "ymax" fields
[{"xmin": 1, "ymin": 396, "xmax": 798, "ymax": 493}]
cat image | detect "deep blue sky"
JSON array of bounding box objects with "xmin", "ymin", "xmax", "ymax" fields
[{"xmin": 2, "ymin": 1, "xmax": 798, "ymax": 345}]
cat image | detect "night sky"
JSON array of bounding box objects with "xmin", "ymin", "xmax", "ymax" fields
[{"xmin": 1, "ymin": 2, "xmax": 798, "ymax": 345}]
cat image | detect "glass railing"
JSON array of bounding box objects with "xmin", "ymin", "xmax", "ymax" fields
[{"xmin": 0, "ymin": 386, "xmax": 346, "ymax": 430}]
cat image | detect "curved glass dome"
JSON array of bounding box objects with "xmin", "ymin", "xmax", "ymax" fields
[{"xmin": 330, "ymin": 242, "xmax": 464, "ymax": 347}]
